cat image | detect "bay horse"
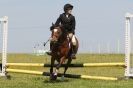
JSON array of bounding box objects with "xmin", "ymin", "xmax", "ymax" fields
[{"xmin": 49, "ymin": 25, "xmax": 79, "ymax": 80}]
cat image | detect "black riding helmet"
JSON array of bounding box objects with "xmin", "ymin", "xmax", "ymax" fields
[{"xmin": 64, "ymin": 4, "xmax": 73, "ymax": 12}]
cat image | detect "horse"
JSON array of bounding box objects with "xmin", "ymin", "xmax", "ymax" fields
[{"xmin": 49, "ymin": 25, "xmax": 79, "ymax": 80}]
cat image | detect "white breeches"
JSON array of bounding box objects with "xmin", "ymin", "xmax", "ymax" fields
[{"xmin": 68, "ymin": 33, "xmax": 76, "ymax": 46}]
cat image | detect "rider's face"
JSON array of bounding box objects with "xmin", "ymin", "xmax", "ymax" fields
[
  {"xmin": 67, "ymin": 9, "xmax": 72, "ymax": 14},
  {"xmin": 68, "ymin": 10, "xmax": 72, "ymax": 14}
]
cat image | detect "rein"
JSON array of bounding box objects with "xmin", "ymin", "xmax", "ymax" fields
[{"xmin": 44, "ymin": 37, "xmax": 51, "ymax": 46}]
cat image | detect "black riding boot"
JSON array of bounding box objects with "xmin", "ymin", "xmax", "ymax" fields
[
  {"xmin": 46, "ymin": 50, "xmax": 52, "ymax": 55},
  {"xmin": 46, "ymin": 42, "xmax": 52, "ymax": 55},
  {"xmin": 71, "ymin": 45, "xmax": 77, "ymax": 59}
]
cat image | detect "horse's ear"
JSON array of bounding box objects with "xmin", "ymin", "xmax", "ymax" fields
[
  {"xmin": 50, "ymin": 23, "xmax": 55, "ymax": 31},
  {"xmin": 52, "ymin": 22, "xmax": 54, "ymax": 26}
]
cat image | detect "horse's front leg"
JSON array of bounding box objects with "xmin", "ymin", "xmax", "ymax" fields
[{"xmin": 50, "ymin": 56, "xmax": 55, "ymax": 80}]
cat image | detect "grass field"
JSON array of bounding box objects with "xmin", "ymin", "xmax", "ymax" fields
[{"xmin": 0, "ymin": 54, "xmax": 133, "ymax": 88}]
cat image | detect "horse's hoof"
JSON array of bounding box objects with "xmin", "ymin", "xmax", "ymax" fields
[
  {"xmin": 50, "ymin": 73, "xmax": 57, "ymax": 81},
  {"xmin": 53, "ymin": 74, "xmax": 57, "ymax": 80}
]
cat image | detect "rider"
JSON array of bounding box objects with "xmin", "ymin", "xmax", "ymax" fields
[{"xmin": 49, "ymin": 4, "xmax": 77, "ymax": 59}]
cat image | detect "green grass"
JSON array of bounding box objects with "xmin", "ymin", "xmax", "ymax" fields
[{"xmin": 0, "ymin": 54, "xmax": 133, "ymax": 88}]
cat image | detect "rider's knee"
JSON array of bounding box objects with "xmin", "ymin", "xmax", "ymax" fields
[
  {"xmin": 72, "ymin": 35, "xmax": 76, "ymax": 45},
  {"xmin": 67, "ymin": 32, "xmax": 77, "ymax": 46}
]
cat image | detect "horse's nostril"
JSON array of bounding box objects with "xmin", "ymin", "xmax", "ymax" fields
[
  {"xmin": 55, "ymin": 40, "xmax": 58, "ymax": 42},
  {"xmin": 51, "ymin": 39, "xmax": 57, "ymax": 44}
]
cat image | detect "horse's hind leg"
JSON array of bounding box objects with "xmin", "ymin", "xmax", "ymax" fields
[
  {"xmin": 55, "ymin": 56, "xmax": 65, "ymax": 71},
  {"xmin": 62, "ymin": 57, "xmax": 72, "ymax": 79}
]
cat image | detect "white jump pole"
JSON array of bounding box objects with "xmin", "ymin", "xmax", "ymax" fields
[{"xmin": 0, "ymin": 16, "xmax": 8, "ymax": 76}]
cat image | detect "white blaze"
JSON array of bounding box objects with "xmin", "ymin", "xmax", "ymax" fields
[{"xmin": 54, "ymin": 29, "xmax": 58, "ymax": 32}]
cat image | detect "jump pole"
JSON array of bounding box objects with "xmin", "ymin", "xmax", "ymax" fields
[
  {"xmin": 6, "ymin": 62, "xmax": 125, "ymax": 67},
  {"xmin": 6, "ymin": 68, "xmax": 118, "ymax": 81}
]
